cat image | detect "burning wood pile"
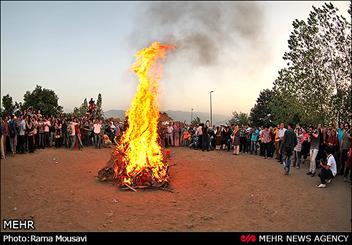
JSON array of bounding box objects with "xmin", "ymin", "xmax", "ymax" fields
[{"xmin": 97, "ymin": 42, "xmax": 174, "ymax": 192}]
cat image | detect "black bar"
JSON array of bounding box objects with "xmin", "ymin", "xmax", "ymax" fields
[{"xmin": 0, "ymin": 232, "xmax": 351, "ymax": 244}]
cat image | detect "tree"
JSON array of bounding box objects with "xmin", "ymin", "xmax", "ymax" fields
[
  {"xmin": 1, "ymin": 94, "xmax": 15, "ymax": 115},
  {"xmin": 258, "ymin": 3, "xmax": 351, "ymax": 126},
  {"xmin": 96, "ymin": 93, "xmax": 103, "ymax": 118},
  {"xmin": 191, "ymin": 116, "xmax": 201, "ymax": 126},
  {"xmin": 229, "ymin": 111, "xmax": 249, "ymax": 126},
  {"xmin": 249, "ymin": 89, "xmax": 275, "ymax": 127},
  {"xmin": 82, "ymin": 98, "xmax": 88, "ymax": 115},
  {"xmin": 283, "ymin": 3, "xmax": 351, "ymax": 125},
  {"xmin": 23, "ymin": 85, "xmax": 63, "ymax": 116},
  {"xmin": 73, "ymin": 98, "xmax": 88, "ymax": 117}
]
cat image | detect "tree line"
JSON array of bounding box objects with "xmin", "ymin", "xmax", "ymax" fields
[{"xmin": 1, "ymin": 85, "xmax": 103, "ymax": 118}]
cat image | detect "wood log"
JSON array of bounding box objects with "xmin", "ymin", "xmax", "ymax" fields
[
  {"xmin": 97, "ymin": 159, "xmax": 115, "ymax": 181},
  {"xmin": 124, "ymin": 183, "xmax": 137, "ymax": 192}
]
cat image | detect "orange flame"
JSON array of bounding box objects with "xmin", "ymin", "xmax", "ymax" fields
[{"xmin": 114, "ymin": 42, "xmax": 174, "ymax": 186}]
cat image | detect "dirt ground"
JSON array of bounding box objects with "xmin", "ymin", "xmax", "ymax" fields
[{"xmin": 1, "ymin": 147, "xmax": 351, "ymax": 232}]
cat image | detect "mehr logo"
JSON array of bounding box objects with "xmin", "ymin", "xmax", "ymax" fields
[
  {"xmin": 2, "ymin": 219, "xmax": 35, "ymax": 230},
  {"xmin": 240, "ymin": 234, "xmax": 256, "ymax": 243}
]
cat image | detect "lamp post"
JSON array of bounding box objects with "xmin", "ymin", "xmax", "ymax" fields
[
  {"xmin": 191, "ymin": 108, "xmax": 194, "ymax": 124},
  {"xmin": 210, "ymin": 90, "xmax": 214, "ymax": 127}
]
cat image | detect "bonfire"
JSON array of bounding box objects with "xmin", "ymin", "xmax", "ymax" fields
[{"xmin": 98, "ymin": 42, "xmax": 175, "ymax": 191}]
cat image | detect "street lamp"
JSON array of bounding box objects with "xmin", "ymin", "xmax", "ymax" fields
[
  {"xmin": 210, "ymin": 90, "xmax": 214, "ymax": 127},
  {"xmin": 191, "ymin": 108, "xmax": 194, "ymax": 124}
]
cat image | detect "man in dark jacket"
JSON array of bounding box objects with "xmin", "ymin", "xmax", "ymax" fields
[
  {"xmin": 280, "ymin": 123, "xmax": 298, "ymax": 175},
  {"xmin": 8, "ymin": 115, "xmax": 19, "ymax": 156}
]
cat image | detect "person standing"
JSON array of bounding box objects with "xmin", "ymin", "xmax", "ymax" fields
[
  {"xmin": 166, "ymin": 122, "xmax": 174, "ymax": 148},
  {"xmin": 54, "ymin": 119, "xmax": 62, "ymax": 148},
  {"xmin": 195, "ymin": 123, "xmax": 203, "ymax": 150},
  {"xmin": 239, "ymin": 125, "xmax": 246, "ymax": 153},
  {"xmin": 245, "ymin": 125, "xmax": 252, "ymax": 154},
  {"xmin": 250, "ymin": 127, "xmax": 259, "ymax": 155},
  {"xmin": 44, "ymin": 117, "xmax": 51, "ymax": 147},
  {"xmin": 93, "ymin": 119, "xmax": 102, "ymax": 149},
  {"xmin": 26, "ymin": 116, "xmax": 35, "ymax": 153},
  {"xmin": 174, "ymin": 122, "xmax": 180, "ymax": 147},
  {"xmin": 75, "ymin": 119, "xmax": 83, "ymax": 150},
  {"xmin": 215, "ymin": 126, "xmax": 222, "ymax": 150},
  {"xmin": 280, "ymin": 123, "xmax": 297, "ymax": 175},
  {"xmin": 307, "ymin": 125, "xmax": 320, "ymax": 177},
  {"xmin": 8, "ymin": 115, "xmax": 19, "ymax": 156},
  {"xmin": 340, "ymin": 123, "xmax": 351, "ymax": 179},
  {"xmin": 201, "ymin": 123, "xmax": 209, "ymax": 151},
  {"xmin": 31, "ymin": 115, "xmax": 38, "ymax": 151},
  {"xmin": 278, "ymin": 123, "xmax": 287, "ymax": 164},
  {"xmin": 38, "ymin": 118, "xmax": 45, "ymax": 149},
  {"xmin": 70, "ymin": 119, "xmax": 78, "ymax": 150},
  {"xmin": 114, "ymin": 122, "xmax": 121, "ymax": 145},
  {"xmin": 274, "ymin": 125, "xmax": 280, "ymax": 159},
  {"xmin": 82, "ymin": 121, "xmax": 91, "ymax": 146},
  {"xmin": 261, "ymin": 126, "xmax": 272, "ymax": 159},
  {"xmin": 49, "ymin": 116, "xmax": 56, "ymax": 147},
  {"xmin": 1, "ymin": 116, "xmax": 9, "ymax": 159},
  {"xmin": 62, "ymin": 119, "xmax": 68, "ymax": 148},
  {"xmin": 18, "ymin": 115, "xmax": 27, "ymax": 154},
  {"xmin": 232, "ymin": 125, "xmax": 240, "ymax": 155},
  {"xmin": 293, "ymin": 125, "xmax": 304, "ymax": 168},
  {"xmin": 325, "ymin": 127, "xmax": 338, "ymax": 154},
  {"xmin": 182, "ymin": 128, "xmax": 191, "ymax": 147}
]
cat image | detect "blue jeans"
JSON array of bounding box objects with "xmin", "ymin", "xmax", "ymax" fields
[
  {"xmin": 250, "ymin": 140, "xmax": 257, "ymax": 154},
  {"xmin": 94, "ymin": 133, "xmax": 101, "ymax": 148},
  {"xmin": 70, "ymin": 135, "xmax": 76, "ymax": 149},
  {"xmin": 283, "ymin": 152, "xmax": 292, "ymax": 173},
  {"xmin": 39, "ymin": 133, "xmax": 45, "ymax": 148}
]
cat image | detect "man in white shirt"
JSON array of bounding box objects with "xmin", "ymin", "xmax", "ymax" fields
[
  {"xmin": 195, "ymin": 124, "xmax": 203, "ymax": 150},
  {"xmin": 70, "ymin": 120, "xmax": 78, "ymax": 149},
  {"xmin": 93, "ymin": 119, "xmax": 102, "ymax": 149},
  {"xmin": 166, "ymin": 122, "xmax": 174, "ymax": 147},
  {"xmin": 317, "ymin": 146, "xmax": 337, "ymax": 188},
  {"xmin": 44, "ymin": 118, "xmax": 51, "ymax": 147},
  {"xmin": 18, "ymin": 116, "xmax": 26, "ymax": 153},
  {"xmin": 278, "ymin": 122, "xmax": 287, "ymax": 164}
]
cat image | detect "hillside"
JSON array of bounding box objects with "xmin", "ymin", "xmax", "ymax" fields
[{"xmin": 104, "ymin": 109, "xmax": 230, "ymax": 125}]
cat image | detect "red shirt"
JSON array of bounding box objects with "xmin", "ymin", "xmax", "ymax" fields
[
  {"xmin": 326, "ymin": 133, "xmax": 338, "ymax": 146},
  {"xmin": 75, "ymin": 125, "xmax": 80, "ymax": 135}
]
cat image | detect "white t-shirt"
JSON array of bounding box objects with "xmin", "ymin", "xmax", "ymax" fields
[
  {"xmin": 44, "ymin": 120, "xmax": 51, "ymax": 132},
  {"xmin": 327, "ymin": 154, "xmax": 337, "ymax": 176},
  {"xmin": 19, "ymin": 119, "xmax": 26, "ymax": 136},
  {"xmin": 166, "ymin": 125, "xmax": 173, "ymax": 134},
  {"xmin": 93, "ymin": 123, "xmax": 101, "ymax": 134},
  {"xmin": 195, "ymin": 126, "xmax": 203, "ymax": 136},
  {"xmin": 278, "ymin": 128, "xmax": 287, "ymax": 139}
]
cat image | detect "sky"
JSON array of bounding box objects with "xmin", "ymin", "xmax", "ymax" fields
[{"xmin": 1, "ymin": 1, "xmax": 350, "ymax": 117}]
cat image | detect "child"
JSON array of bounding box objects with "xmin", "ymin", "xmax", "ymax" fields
[{"xmin": 182, "ymin": 129, "xmax": 191, "ymax": 146}]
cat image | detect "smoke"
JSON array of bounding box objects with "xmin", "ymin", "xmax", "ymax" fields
[{"xmin": 129, "ymin": 1, "xmax": 265, "ymax": 66}]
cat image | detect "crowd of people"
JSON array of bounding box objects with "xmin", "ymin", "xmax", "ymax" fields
[
  {"xmin": 0, "ymin": 101, "xmax": 125, "ymax": 160},
  {"xmin": 160, "ymin": 121, "xmax": 352, "ymax": 187},
  {"xmin": 1, "ymin": 103, "xmax": 351, "ymax": 188}
]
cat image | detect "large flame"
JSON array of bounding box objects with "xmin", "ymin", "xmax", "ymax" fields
[{"xmin": 113, "ymin": 42, "xmax": 174, "ymax": 187}]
